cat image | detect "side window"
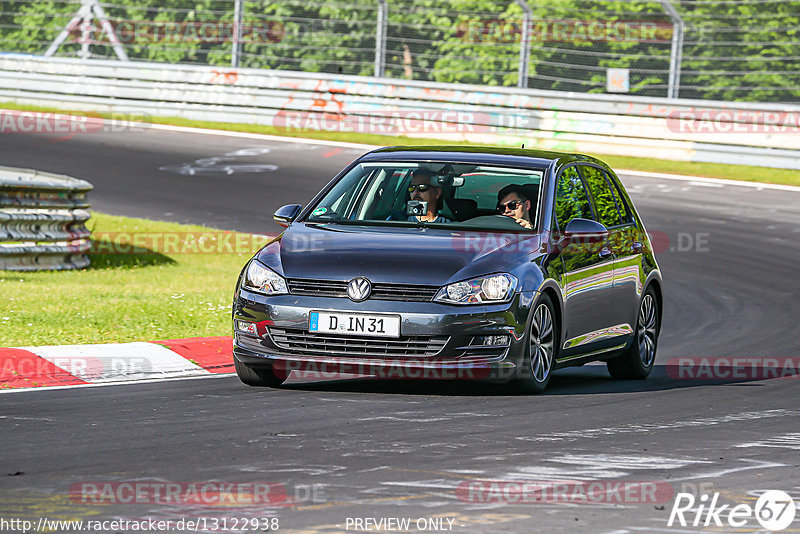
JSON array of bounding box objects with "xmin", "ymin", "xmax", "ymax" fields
[
  {"xmin": 607, "ymin": 172, "xmax": 634, "ymax": 224},
  {"xmin": 364, "ymin": 170, "xmax": 408, "ymax": 219},
  {"xmin": 580, "ymin": 165, "xmax": 623, "ymax": 228},
  {"xmin": 554, "ymin": 166, "xmax": 593, "ymax": 230}
]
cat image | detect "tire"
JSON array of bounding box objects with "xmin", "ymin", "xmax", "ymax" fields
[
  {"xmin": 512, "ymin": 293, "xmax": 558, "ymax": 394},
  {"xmin": 607, "ymin": 287, "xmax": 659, "ymax": 380},
  {"xmin": 234, "ymin": 358, "xmax": 286, "ymax": 387}
]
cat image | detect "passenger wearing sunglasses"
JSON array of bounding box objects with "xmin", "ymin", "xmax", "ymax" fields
[
  {"xmin": 406, "ymin": 169, "xmax": 451, "ymax": 223},
  {"xmin": 496, "ymin": 184, "xmax": 533, "ymax": 229}
]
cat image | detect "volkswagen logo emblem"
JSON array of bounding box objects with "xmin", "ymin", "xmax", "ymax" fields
[{"xmin": 347, "ymin": 277, "xmax": 372, "ymax": 302}]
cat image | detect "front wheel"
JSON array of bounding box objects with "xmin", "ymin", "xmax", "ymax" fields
[
  {"xmin": 512, "ymin": 293, "xmax": 558, "ymax": 394},
  {"xmin": 607, "ymin": 287, "xmax": 659, "ymax": 379},
  {"xmin": 234, "ymin": 358, "xmax": 286, "ymax": 387}
]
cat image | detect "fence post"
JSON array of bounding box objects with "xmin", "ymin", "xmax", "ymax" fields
[
  {"xmin": 515, "ymin": 0, "xmax": 532, "ymax": 88},
  {"xmin": 45, "ymin": 0, "xmax": 128, "ymax": 61},
  {"xmin": 661, "ymin": 0, "xmax": 684, "ymax": 99},
  {"xmin": 232, "ymin": 0, "xmax": 244, "ymax": 67},
  {"xmin": 374, "ymin": 0, "xmax": 388, "ymax": 77}
]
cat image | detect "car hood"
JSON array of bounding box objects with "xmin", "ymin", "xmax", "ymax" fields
[{"xmin": 257, "ymin": 222, "xmax": 542, "ymax": 286}]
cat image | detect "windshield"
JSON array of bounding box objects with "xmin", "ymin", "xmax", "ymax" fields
[{"xmin": 305, "ymin": 161, "xmax": 544, "ymax": 232}]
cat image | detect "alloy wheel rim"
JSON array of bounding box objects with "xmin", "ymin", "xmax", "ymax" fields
[
  {"xmin": 638, "ymin": 294, "xmax": 657, "ymax": 367},
  {"xmin": 529, "ymin": 303, "xmax": 554, "ymax": 383}
]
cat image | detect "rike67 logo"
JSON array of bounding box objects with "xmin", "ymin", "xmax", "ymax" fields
[{"xmin": 668, "ymin": 490, "xmax": 796, "ymax": 531}]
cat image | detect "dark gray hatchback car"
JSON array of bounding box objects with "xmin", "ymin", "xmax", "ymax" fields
[{"xmin": 232, "ymin": 146, "xmax": 662, "ymax": 393}]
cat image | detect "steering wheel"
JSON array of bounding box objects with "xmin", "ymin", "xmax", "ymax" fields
[{"xmin": 464, "ymin": 214, "xmax": 527, "ymax": 230}]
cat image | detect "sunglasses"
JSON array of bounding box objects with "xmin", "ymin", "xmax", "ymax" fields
[
  {"xmin": 497, "ymin": 200, "xmax": 523, "ymax": 212},
  {"xmin": 408, "ymin": 184, "xmax": 431, "ymax": 193}
]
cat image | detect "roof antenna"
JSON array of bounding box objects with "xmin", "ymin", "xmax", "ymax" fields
[{"xmin": 521, "ymin": 143, "xmax": 525, "ymax": 149}]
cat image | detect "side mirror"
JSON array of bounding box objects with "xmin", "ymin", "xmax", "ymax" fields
[
  {"xmin": 563, "ymin": 218, "xmax": 608, "ymax": 237},
  {"xmin": 273, "ymin": 204, "xmax": 302, "ymax": 228},
  {"xmin": 549, "ymin": 218, "xmax": 608, "ymax": 255}
]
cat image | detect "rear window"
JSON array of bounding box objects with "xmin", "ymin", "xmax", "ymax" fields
[
  {"xmin": 453, "ymin": 168, "xmax": 541, "ymax": 212},
  {"xmin": 554, "ymin": 165, "xmax": 593, "ymax": 229},
  {"xmin": 580, "ymin": 165, "xmax": 624, "ymax": 228}
]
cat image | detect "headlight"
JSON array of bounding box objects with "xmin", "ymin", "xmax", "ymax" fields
[
  {"xmin": 243, "ymin": 260, "xmax": 287, "ymax": 295},
  {"xmin": 434, "ymin": 273, "xmax": 517, "ymax": 305}
]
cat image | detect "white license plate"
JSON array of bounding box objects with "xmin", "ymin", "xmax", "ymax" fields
[{"xmin": 309, "ymin": 311, "xmax": 401, "ymax": 338}]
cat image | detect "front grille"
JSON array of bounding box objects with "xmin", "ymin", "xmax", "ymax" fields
[
  {"xmin": 370, "ymin": 283, "xmax": 439, "ymax": 302},
  {"xmin": 287, "ymin": 279, "xmax": 439, "ymax": 302},
  {"xmin": 286, "ymin": 279, "xmax": 346, "ymax": 298},
  {"xmin": 268, "ymin": 327, "xmax": 448, "ymax": 358}
]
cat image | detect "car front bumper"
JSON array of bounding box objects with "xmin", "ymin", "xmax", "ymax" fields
[{"xmin": 232, "ymin": 288, "xmax": 537, "ymax": 381}]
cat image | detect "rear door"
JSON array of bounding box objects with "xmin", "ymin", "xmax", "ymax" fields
[
  {"xmin": 577, "ymin": 164, "xmax": 636, "ymax": 345},
  {"xmin": 552, "ymin": 165, "xmax": 615, "ymax": 356}
]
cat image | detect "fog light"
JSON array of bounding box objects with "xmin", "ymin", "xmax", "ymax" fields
[
  {"xmin": 236, "ymin": 320, "xmax": 258, "ymax": 335},
  {"xmin": 473, "ymin": 335, "xmax": 510, "ymax": 347}
]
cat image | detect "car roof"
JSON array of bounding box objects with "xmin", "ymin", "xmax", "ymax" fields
[{"xmin": 360, "ymin": 145, "xmax": 607, "ymax": 169}]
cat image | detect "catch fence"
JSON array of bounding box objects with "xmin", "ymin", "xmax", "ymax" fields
[{"xmin": 2, "ymin": 0, "xmax": 798, "ymax": 102}]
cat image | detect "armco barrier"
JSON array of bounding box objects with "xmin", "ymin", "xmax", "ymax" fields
[
  {"xmin": 0, "ymin": 166, "xmax": 92, "ymax": 271},
  {"xmin": 0, "ymin": 55, "xmax": 798, "ymax": 169}
]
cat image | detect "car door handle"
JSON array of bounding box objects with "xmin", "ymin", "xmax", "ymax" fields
[
  {"xmin": 599, "ymin": 247, "xmax": 613, "ymax": 259},
  {"xmin": 631, "ymin": 241, "xmax": 643, "ymax": 253}
]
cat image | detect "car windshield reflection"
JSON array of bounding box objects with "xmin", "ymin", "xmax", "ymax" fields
[{"xmin": 305, "ymin": 162, "xmax": 544, "ymax": 232}]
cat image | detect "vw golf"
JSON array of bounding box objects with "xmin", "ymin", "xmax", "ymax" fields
[{"xmin": 232, "ymin": 146, "xmax": 662, "ymax": 393}]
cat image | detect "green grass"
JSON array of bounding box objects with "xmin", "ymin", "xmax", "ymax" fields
[
  {"xmin": 2, "ymin": 101, "xmax": 799, "ymax": 187},
  {"xmin": 0, "ymin": 213, "xmax": 262, "ymax": 347}
]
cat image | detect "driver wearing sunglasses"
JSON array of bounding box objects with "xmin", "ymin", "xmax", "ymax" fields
[
  {"xmin": 497, "ymin": 184, "xmax": 533, "ymax": 229},
  {"xmin": 406, "ymin": 168, "xmax": 451, "ymax": 223}
]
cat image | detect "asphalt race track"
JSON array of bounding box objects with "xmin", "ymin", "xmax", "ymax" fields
[{"xmin": 2, "ymin": 127, "xmax": 800, "ymax": 533}]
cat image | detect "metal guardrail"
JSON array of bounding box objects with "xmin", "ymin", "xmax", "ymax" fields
[
  {"xmin": 0, "ymin": 166, "xmax": 92, "ymax": 271},
  {"xmin": 1, "ymin": 55, "xmax": 798, "ymax": 170}
]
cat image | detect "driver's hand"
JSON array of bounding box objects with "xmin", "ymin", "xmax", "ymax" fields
[{"xmin": 515, "ymin": 218, "xmax": 532, "ymax": 229}]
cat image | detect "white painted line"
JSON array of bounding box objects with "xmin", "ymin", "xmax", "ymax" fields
[
  {"xmin": 24, "ymin": 342, "xmax": 209, "ymax": 383},
  {"xmin": 618, "ymin": 169, "xmax": 800, "ymax": 193},
  {"xmin": 0, "ymin": 371, "xmax": 237, "ymax": 394},
  {"xmin": 620, "ymin": 528, "xmax": 710, "ymax": 534},
  {"xmin": 687, "ymin": 181, "xmax": 724, "ymax": 188},
  {"xmin": 662, "ymin": 459, "xmax": 785, "ymax": 483},
  {"xmin": 552, "ymin": 454, "xmax": 711, "ymax": 470},
  {"xmin": 736, "ymin": 432, "xmax": 800, "ymax": 449},
  {"xmin": 520, "ymin": 409, "xmax": 800, "ymax": 442},
  {"xmin": 145, "ymin": 122, "xmax": 379, "ymax": 150}
]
